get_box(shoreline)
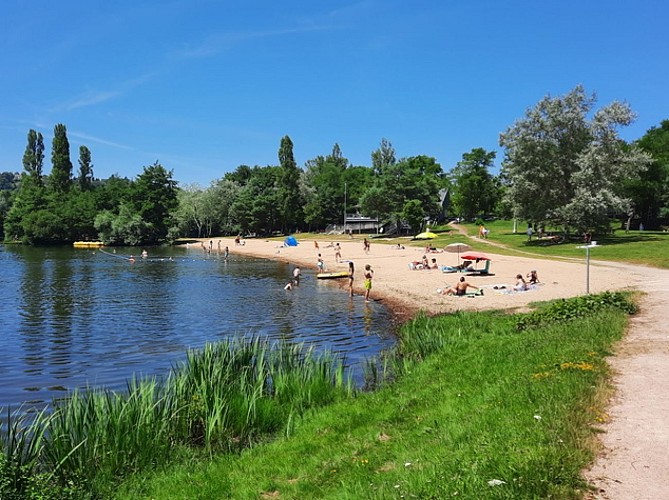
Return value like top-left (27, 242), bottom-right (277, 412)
top-left (193, 235), bottom-right (642, 321)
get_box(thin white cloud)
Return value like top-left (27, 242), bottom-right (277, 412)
top-left (50, 71), bottom-right (156, 113)
top-left (177, 25), bottom-right (328, 60)
top-left (68, 131), bottom-right (133, 150)
top-left (57, 90), bottom-right (122, 112)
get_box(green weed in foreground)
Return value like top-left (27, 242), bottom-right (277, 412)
top-left (117, 293), bottom-right (635, 499)
top-left (0, 339), bottom-right (351, 499)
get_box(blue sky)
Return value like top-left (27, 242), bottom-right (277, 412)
top-left (1, 0), bottom-right (667, 186)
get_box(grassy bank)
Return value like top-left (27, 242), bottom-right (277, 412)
top-left (117, 293), bottom-right (635, 499)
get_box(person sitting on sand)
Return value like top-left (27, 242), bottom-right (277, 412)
top-left (430, 258), bottom-right (438, 270)
top-left (527, 270), bottom-right (540, 284)
top-left (440, 276), bottom-right (479, 296)
top-left (514, 274), bottom-right (528, 291)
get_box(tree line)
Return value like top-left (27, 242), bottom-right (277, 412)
top-left (1, 86), bottom-right (667, 245)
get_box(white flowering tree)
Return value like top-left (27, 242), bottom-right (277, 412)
top-left (499, 85), bottom-right (651, 233)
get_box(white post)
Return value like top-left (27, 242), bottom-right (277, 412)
top-left (577, 243), bottom-right (596, 294)
top-left (585, 246), bottom-right (590, 294)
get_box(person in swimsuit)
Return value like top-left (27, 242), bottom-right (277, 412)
top-left (348, 261), bottom-right (354, 297)
top-left (364, 264), bottom-right (373, 301)
top-left (442, 276), bottom-right (478, 296)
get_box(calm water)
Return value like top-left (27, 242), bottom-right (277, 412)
top-left (0, 244), bottom-right (396, 410)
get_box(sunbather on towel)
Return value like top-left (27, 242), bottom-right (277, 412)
top-left (439, 276), bottom-right (479, 296)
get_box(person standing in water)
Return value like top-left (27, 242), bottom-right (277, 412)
top-left (348, 261), bottom-right (355, 297)
top-left (363, 264), bottom-right (373, 302)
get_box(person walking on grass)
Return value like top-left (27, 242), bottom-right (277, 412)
top-left (364, 264), bottom-right (374, 302)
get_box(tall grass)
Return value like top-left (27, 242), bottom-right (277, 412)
top-left (0, 338), bottom-right (353, 498)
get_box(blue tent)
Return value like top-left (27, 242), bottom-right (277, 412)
top-left (284, 236), bottom-right (299, 247)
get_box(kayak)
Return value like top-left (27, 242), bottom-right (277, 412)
top-left (316, 272), bottom-right (349, 280)
top-left (73, 241), bottom-right (104, 247)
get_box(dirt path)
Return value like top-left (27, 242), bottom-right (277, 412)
top-left (453, 225), bottom-right (669, 499)
top-left (583, 262), bottom-right (669, 500)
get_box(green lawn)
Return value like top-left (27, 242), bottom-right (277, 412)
top-left (392, 220), bottom-right (669, 268)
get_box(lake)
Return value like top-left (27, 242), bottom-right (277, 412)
top-left (0, 244), bottom-right (397, 410)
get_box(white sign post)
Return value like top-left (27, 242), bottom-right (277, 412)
top-left (576, 242), bottom-right (598, 294)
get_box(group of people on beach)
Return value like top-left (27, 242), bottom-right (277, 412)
top-left (439, 269), bottom-right (540, 296)
top-left (285, 240), bottom-right (375, 302)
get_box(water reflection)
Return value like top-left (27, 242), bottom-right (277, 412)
top-left (0, 245), bottom-right (397, 410)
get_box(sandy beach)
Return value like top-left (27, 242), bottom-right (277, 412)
top-left (204, 235), bottom-right (638, 319)
top-left (204, 236), bottom-right (642, 314)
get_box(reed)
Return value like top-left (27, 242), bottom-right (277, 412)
top-left (0, 337), bottom-right (354, 498)
top-left (0, 406), bottom-right (50, 496)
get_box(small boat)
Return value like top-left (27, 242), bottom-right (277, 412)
top-left (73, 241), bottom-right (104, 248)
top-left (316, 271), bottom-right (349, 280)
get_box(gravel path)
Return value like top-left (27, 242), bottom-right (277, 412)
top-left (583, 263), bottom-right (669, 500)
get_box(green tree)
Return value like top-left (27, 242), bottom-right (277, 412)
top-left (22, 129), bottom-right (45, 187)
top-left (371, 138), bottom-right (396, 174)
top-left (95, 203), bottom-right (152, 246)
top-left (500, 85), bottom-right (651, 233)
top-left (449, 148), bottom-right (499, 220)
top-left (50, 123), bottom-right (73, 193)
top-left (277, 136), bottom-right (303, 233)
top-left (302, 144), bottom-right (350, 230)
top-left (77, 145), bottom-right (94, 191)
top-left (401, 199), bottom-right (425, 236)
top-left (361, 143), bottom-right (443, 232)
top-left (128, 162), bottom-right (178, 244)
top-left (229, 166), bottom-right (281, 235)
top-left (627, 120), bottom-right (669, 223)
top-left (5, 131), bottom-right (48, 241)
top-left (94, 175), bottom-right (133, 212)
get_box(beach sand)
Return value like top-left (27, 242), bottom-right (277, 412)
top-left (204, 235), bottom-right (639, 319)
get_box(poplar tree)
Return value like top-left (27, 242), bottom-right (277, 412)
top-left (77, 145), bottom-right (94, 191)
top-left (50, 123), bottom-right (73, 192)
top-left (278, 135), bottom-right (302, 233)
top-left (22, 129), bottom-right (45, 186)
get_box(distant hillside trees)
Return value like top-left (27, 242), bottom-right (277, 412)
top-left (500, 85), bottom-right (651, 233)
